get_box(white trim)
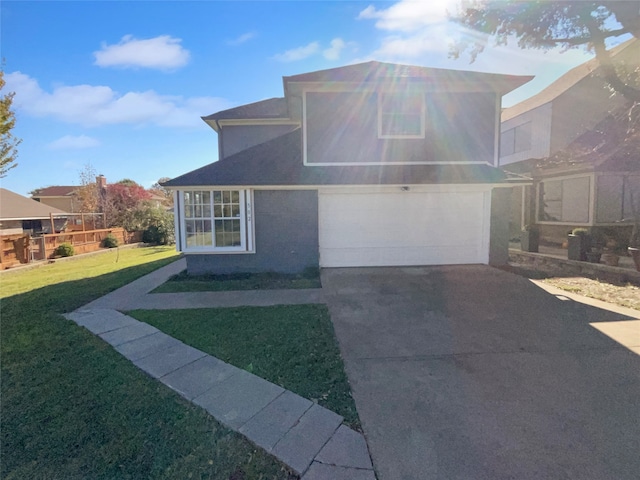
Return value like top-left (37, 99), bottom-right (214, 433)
top-left (377, 91), bottom-right (426, 139)
top-left (217, 119), bottom-right (299, 127)
top-left (169, 182), bottom-right (513, 192)
top-left (494, 94), bottom-right (501, 166)
top-left (304, 161), bottom-right (491, 166)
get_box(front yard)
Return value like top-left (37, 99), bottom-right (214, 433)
top-left (1, 247), bottom-right (297, 480)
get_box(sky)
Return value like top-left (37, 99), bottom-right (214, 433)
top-left (0, 0), bottom-right (630, 196)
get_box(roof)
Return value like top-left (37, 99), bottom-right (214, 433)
top-left (502, 38), bottom-right (638, 121)
top-left (535, 102), bottom-right (640, 175)
top-left (31, 185), bottom-right (77, 197)
top-left (0, 188), bottom-right (69, 220)
top-left (284, 61), bottom-right (533, 95)
top-left (163, 129), bottom-right (510, 188)
top-left (202, 98), bottom-right (288, 123)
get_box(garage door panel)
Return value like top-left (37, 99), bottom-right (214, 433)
top-left (319, 191), bottom-right (487, 267)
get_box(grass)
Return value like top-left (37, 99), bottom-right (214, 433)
top-left (1, 246), bottom-right (297, 480)
top-left (152, 269), bottom-right (321, 293)
top-left (128, 306), bottom-right (361, 430)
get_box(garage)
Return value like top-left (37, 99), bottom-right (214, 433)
top-left (318, 188), bottom-right (490, 267)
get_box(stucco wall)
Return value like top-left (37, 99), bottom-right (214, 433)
top-left (186, 189), bottom-right (319, 275)
top-left (500, 102), bottom-right (552, 166)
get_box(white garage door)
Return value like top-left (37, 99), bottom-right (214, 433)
top-left (319, 190), bottom-right (489, 267)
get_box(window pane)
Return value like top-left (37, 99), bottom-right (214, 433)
top-left (623, 175), bottom-right (640, 220)
top-left (223, 191), bottom-right (231, 203)
top-left (232, 232), bottom-right (241, 246)
top-left (596, 176), bottom-right (623, 222)
top-left (223, 205), bottom-right (232, 217)
top-left (213, 205), bottom-right (222, 218)
top-left (213, 191), bottom-right (222, 203)
top-left (231, 191), bottom-right (239, 203)
top-left (202, 191), bottom-right (211, 204)
top-left (562, 177), bottom-right (590, 223)
top-left (232, 204), bottom-right (240, 217)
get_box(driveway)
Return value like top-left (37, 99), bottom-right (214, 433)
top-left (322, 265), bottom-right (640, 480)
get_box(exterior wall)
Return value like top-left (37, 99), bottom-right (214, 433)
top-left (500, 102), bottom-right (552, 166)
top-left (221, 124), bottom-right (299, 158)
top-left (305, 91), bottom-right (496, 164)
top-left (550, 76), bottom-right (627, 154)
top-left (33, 196), bottom-right (75, 213)
top-left (186, 189), bottom-right (319, 275)
top-left (489, 188), bottom-right (511, 265)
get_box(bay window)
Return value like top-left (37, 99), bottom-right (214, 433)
top-left (182, 189), bottom-right (252, 252)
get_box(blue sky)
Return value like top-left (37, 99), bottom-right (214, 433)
top-left (1, 0), bottom-right (627, 196)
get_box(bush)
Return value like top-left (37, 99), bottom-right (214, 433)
top-left (142, 208), bottom-right (175, 245)
top-left (54, 243), bottom-right (74, 257)
top-left (102, 234), bottom-right (119, 248)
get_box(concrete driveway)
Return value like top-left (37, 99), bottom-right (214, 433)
top-left (322, 265), bottom-right (640, 480)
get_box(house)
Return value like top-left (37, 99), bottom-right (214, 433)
top-left (163, 61), bottom-right (532, 274)
top-left (31, 175), bottom-right (108, 213)
top-left (529, 103), bottom-right (640, 245)
top-left (0, 188), bottom-right (69, 235)
top-left (499, 38), bottom-right (639, 238)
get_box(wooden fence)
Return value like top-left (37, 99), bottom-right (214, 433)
top-left (1, 228), bottom-right (143, 270)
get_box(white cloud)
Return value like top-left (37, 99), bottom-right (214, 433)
top-left (47, 135), bottom-right (101, 150)
top-left (227, 32), bottom-right (257, 46)
top-left (358, 0), bottom-right (456, 32)
top-left (323, 38), bottom-right (347, 61)
top-left (273, 42), bottom-right (320, 62)
top-left (5, 71), bottom-right (232, 128)
top-left (94, 35), bottom-right (190, 70)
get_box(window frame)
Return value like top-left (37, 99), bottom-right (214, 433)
top-left (180, 189), bottom-right (254, 254)
top-left (536, 174), bottom-right (593, 225)
top-left (377, 92), bottom-right (426, 139)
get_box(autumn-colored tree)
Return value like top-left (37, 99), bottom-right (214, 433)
top-left (450, 1), bottom-right (640, 102)
top-left (0, 70), bottom-right (22, 177)
top-left (103, 180), bottom-right (151, 229)
top-left (75, 164), bottom-right (101, 213)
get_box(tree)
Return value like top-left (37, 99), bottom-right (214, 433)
top-left (449, 1), bottom-right (640, 102)
top-left (102, 181), bottom-right (151, 229)
top-left (0, 70), bottom-right (22, 177)
top-left (75, 163), bottom-right (101, 213)
top-left (150, 177), bottom-right (174, 207)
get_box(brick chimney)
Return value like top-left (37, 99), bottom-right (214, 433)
top-left (96, 175), bottom-right (107, 190)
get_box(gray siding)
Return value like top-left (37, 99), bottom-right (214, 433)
top-left (221, 125), bottom-right (298, 158)
top-left (305, 91), bottom-right (496, 164)
top-left (489, 188), bottom-right (511, 266)
top-left (186, 190), bottom-right (319, 275)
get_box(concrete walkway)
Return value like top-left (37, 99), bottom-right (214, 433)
top-left (66, 258), bottom-right (375, 480)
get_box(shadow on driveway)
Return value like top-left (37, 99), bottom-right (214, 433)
top-left (322, 265), bottom-right (640, 480)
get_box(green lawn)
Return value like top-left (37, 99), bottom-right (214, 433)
top-left (152, 270), bottom-right (321, 293)
top-left (1, 246), bottom-right (297, 480)
top-left (128, 306), bottom-right (360, 430)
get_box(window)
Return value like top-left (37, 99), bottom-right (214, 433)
top-left (596, 174), bottom-right (640, 223)
top-left (538, 176), bottom-right (590, 223)
top-left (182, 189), bottom-right (252, 252)
top-left (500, 122), bottom-right (531, 156)
top-left (378, 92), bottom-right (425, 138)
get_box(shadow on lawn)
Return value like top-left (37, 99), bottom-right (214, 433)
top-left (1, 257), bottom-right (297, 480)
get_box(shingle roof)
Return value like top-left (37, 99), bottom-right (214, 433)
top-left (284, 61), bottom-right (532, 95)
top-left (163, 129), bottom-right (509, 188)
top-left (0, 188), bottom-right (69, 220)
top-left (502, 38), bottom-right (638, 122)
top-left (202, 98), bottom-right (289, 122)
top-left (31, 185), bottom-right (77, 197)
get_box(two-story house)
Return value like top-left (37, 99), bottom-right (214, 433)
top-left (164, 61), bottom-right (531, 274)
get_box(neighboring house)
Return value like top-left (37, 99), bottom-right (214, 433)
top-left (30, 185), bottom-right (80, 212)
top-left (531, 103), bottom-right (640, 244)
top-left (500, 38), bottom-right (638, 167)
top-left (164, 61), bottom-right (531, 274)
top-left (499, 38), bottom-right (639, 238)
top-left (0, 188), bottom-right (69, 235)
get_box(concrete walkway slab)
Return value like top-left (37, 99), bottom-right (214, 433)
top-left (272, 403), bottom-right (343, 474)
top-left (161, 355), bottom-right (238, 400)
top-left (193, 370), bottom-right (285, 429)
top-left (302, 462), bottom-right (377, 480)
top-left (315, 424), bottom-right (373, 470)
top-left (240, 390), bottom-right (313, 451)
top-left (114, 331), bottom-right (182, 361)
top-left (99, 321), bottom-right (158, 346)
top-left (133, 342), bottom-right (206, 378)
top-left (66, 308), bottom-right (138, 334)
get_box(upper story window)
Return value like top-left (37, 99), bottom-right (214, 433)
top-left (182, 189), bottom-right (253, 252)
top-left (378, 92), bottom-right (425, 139)
top-left (501, 122), bottom-right (531, 156)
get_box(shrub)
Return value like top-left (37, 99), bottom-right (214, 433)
top-left (54, 243), bottom-right (74, 257)
top-left (142, 208), bottom-right (175, 245)
top-left (102, 234), bottom-right (119, 248)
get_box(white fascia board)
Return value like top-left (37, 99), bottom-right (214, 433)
top-left (217, 119), bottom-right (298, 127)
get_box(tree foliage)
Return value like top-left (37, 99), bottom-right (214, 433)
top-left (450, 1), bottom-right (640, 101)
top-left (0, 70), bottom-right (22, 177)
top-left (103, 182), bottom-right (151, 229)
top-left (75, 164), bottom-right (101, 214)
top-left (150, 177), bottom-right (174, 207)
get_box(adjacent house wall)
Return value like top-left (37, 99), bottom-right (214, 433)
top-left (32, 196), bottom-right (76, 213)
top-left (305, 91), bottom-right (496, 164)
top-left (186, 189), bottom-right (319, 275)
top-left (221, 124), bottom-right (299, 158)
top-left (500, 103), bottom-right (552, 166)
